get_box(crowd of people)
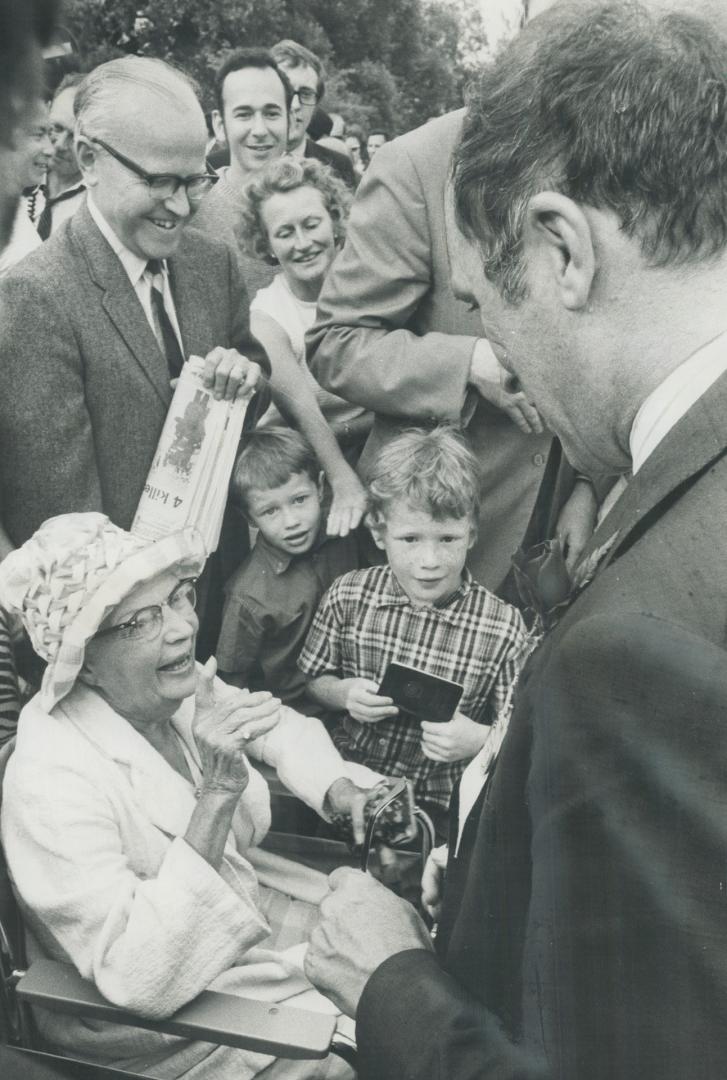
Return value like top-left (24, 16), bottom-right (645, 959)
top-left (1, 0), bottom-right (727, 1077)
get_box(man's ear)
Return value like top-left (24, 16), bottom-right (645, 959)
top-left (74, 137), bottom-right (99, 187)
top-left (211, 109), bottom-right (227, 146)
top-left (524, 192), bottom-right (596, 310)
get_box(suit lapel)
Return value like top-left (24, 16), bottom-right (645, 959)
top-left (70, 205), bottom-right (172, 407)
top-left (168, 238), bottom-right (218, 360)
top-left (576, 367), bottom-right (727, 578)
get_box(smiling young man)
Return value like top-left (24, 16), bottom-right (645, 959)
top-left (0, 56), bottom-right (266, 553)
top-left (190, 48), bottom-right (293, 298)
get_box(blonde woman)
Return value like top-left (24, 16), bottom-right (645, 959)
top-left (240, 158), bottom-right (370, 537)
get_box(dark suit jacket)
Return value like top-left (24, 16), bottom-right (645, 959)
top-left (0, 202), bottom-right (265, 545)
top-left (304, 137), bottom-right (356, 188)
top-left (356, 364), bottom-right (727, 1079)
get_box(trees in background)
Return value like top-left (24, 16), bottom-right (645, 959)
top-left (60, 0), bottom-right (491, 134)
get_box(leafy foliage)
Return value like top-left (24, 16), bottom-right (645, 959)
top-left (60, 0), bottom-right (489, 133)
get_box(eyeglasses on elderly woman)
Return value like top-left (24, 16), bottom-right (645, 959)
top-left (93, 577), bottom-right (197, 643)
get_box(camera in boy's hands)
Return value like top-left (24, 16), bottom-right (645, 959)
top-left (377, 662), bottom-right (463, 724)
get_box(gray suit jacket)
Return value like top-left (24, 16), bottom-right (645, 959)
top-left (0, 201), bottom-right (264, 545)
top-left (308, 110), bottom-right (553, 590)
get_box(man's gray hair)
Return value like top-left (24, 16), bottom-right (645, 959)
top-left (74, 56), bottom-right (200, 139)
top-left (454, 0), bottom-right (727, 302)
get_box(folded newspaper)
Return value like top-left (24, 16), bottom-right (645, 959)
top-left (132, 356), bottom-right (249, 553)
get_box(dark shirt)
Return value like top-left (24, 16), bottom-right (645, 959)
top-left (217, 527), bottom-right (359, 715)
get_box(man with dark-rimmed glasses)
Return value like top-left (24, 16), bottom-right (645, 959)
top-left (271, 39), bottom-right (355, 188)
top-left (0, 56), bottom-right (268, 658)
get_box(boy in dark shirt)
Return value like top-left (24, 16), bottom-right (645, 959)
top-left (217, 428), bottom-right (358, 717)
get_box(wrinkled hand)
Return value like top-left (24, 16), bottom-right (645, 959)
top-left (469, 339), bottom-right (543, 435)
top-left (421, 843), bottom-right (448, 921)
top-left (324, 777), bottom-right (369, 845)
top-left (420, 710), bottom-right (487, 763)
top-left (202, 347), bottom-right (262, 401)
top-left (326, 468), bottom-right (367, 538)
top-left (305, 867), bottom-right (433, 1017)
top-left (344, 678), bottom-right (399, 724)
top-left (556, 477), bottom-right (599, 574)
top-left (193, 657), bottom-right (281, 794)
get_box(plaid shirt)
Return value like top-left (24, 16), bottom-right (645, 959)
top-left (298, 565), bottom-right (529, 810)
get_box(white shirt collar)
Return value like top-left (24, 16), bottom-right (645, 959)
top-left (86, 193), bottom-right (152, 288)
top-left (630, 330), bottom-right (727, 474)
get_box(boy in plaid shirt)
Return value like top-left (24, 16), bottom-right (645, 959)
top-left (298, 426), bottom-right (529, 831)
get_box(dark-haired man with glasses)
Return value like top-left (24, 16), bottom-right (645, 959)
top-left (0, 55), bottom-right (267, 586)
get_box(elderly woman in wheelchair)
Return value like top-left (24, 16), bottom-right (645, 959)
top-left (0, 513), bottom-right (400, 1079)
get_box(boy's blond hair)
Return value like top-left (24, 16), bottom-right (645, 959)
top-left (365, 426), bottom-right (480, 530)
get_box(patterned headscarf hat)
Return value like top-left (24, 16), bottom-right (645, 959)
top-left (0, 513), bottom-right (206, 712)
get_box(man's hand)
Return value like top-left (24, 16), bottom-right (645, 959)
top-left (420, 710), bottom-right (487, 763)
top-left (305, 867), bottom-right (433, 1017)
top-left (326, 466), bottom-right (367, 537)
top-left (202, 347), bottom-right (262, 401)
top-left (556, 477), bottom-right (599, 573)
top-left (344, 677), bottom-right (399, 723)
top-left (469, 339), bottom-right (543, 435)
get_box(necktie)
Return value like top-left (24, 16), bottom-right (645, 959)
top-left (35, 192), bottom-right (54, 241)
top-left (146, 259), bottom-right (185, 380)
top-left (36, 184), bottom-right (82, 241)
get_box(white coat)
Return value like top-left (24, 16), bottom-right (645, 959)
top-left (1, 677), bottom-right (375, 1078)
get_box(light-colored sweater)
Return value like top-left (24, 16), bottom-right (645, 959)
top-left (190, 167), bottom-right (276, 301)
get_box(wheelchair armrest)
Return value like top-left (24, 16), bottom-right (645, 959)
top-left (16, 958), bottom-right (336, 1060)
